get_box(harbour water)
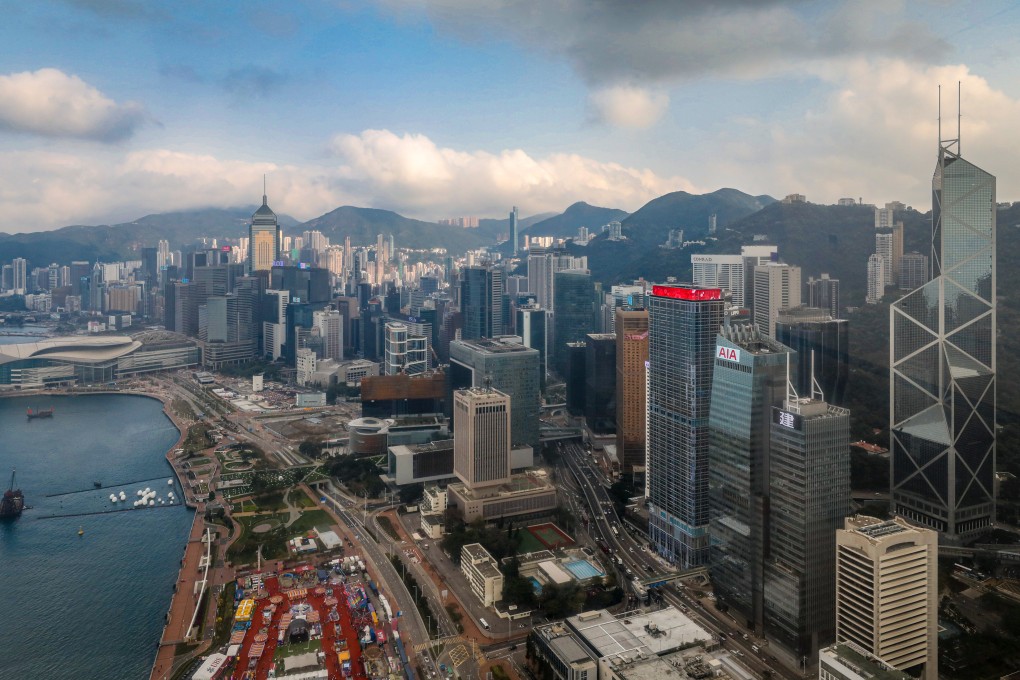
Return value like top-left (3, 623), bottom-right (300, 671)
top-left (0, 393), bottom-right (194, 678)
top-left (0, 323), bottom-right (48, 345)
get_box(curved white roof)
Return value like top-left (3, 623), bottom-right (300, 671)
top-left (0, 336), bottom-right (142, 365)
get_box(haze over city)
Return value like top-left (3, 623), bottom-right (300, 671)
top-left (3, 0), bottom-right (1020, 231)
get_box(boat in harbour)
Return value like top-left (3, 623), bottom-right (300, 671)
top-left (0, 469), bottom-right (25, 519)
top-left (26, 407), bottom-right (54, 420)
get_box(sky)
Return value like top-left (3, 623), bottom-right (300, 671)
top-left (2, 0), bottom-right (1020, 232)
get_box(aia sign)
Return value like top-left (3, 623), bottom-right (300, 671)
top-left (716, 346), bottom-right (741, 363)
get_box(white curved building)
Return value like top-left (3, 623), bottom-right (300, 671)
top-left (0, 335), bottom-right (199, 387)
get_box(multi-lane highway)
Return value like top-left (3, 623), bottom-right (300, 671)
top-left (560, 441), bottom-right (805, 680)
top-left (318, 485), bottom-right (469, 679)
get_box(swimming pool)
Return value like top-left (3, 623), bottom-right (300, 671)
top-left (529, 577), bottom-right (543, 594)
top-left (562, 559), bottom-right (605, 580)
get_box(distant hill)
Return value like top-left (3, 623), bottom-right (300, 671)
top-left (0, 207), bottom-right (300, 266)
top-left (524, 202), bottom-right (629, 238)
top-left (580, 188), bottom-right (775, 284)
top-left (477, 212), bottom-right (556, 241)
top-left (298, 206), bottom-right (493, 252)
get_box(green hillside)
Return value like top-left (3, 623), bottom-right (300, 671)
top-left (298, 206), bottom-right (492, 252)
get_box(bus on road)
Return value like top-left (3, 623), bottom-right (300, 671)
top-left (479, 618), bottom-right (490, 630)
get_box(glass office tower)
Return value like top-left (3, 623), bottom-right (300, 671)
top-left (891, 143), bottom-right (996, 537)
top-left (647, 284), bottom-right (725, 568)
top-left (708, 324), bottom-right (792, 632)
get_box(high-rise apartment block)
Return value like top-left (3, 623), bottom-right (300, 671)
top-left (708, 324), bottom-right (791, 632)
top-left (647, 284), bottom-right (725, 567)
top-left (898, 252), bottom-right (929, 291)
top-left (875, 205), bottom-right (896, 229)
top-left (692, 254), bottom-right (746, 307)
top-left (764, 389), bottom-right (850, 661)
top-left (807, 273), bottom-right (840, 318)
top-left (453, 388), bottom-right (511, 489)
top-left (866, 254), bottom-right (886, 304)
top-left (891, 142), bottom-right (997, 537)
top-left (753, 262), bottom-right (801, 338)
top-left (615, 307), bottom-right (648, 479)
top-left (835, 516), bottom-right (937, 680)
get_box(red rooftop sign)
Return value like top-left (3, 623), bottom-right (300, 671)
top-left (651, 285), bottom-right (722, 301)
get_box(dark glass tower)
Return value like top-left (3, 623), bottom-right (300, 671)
top-left (552, 269), bottom-right (595, 376)
top-left (764, 394), bottom-right (850, 662)
top-left (708, 324), bottom-right (791, 632)
top-left (584, 333), bottom-right (617, 434)
top-left (775, 312), bottom-right (849, 407)
top-left (891, 142), bottom-right (996, 537)
top-left (647, 284), bottom-right (725, 568)
top-left (460, 265), bottom-right (504, 340)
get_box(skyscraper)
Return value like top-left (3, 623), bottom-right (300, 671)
top-left (553, 269), bottom-right (595, 376)
top-left (248, 191), bottom-right (281, 274)
top-left (384, 321), bottom-right (428, 376)
top-left (753, 262), bottom-right (801, 338)
top-left (891, 140), bottom-right (997, 537)
top-left (776, 307), bottom-right (849, 406)
top-left (807, 273), bottom-right (840, 319)
top-left (314, 307), bottom-right (343, 361)
top-left (12, 257), bottom-right (27, 295)
top-left (615, 307), bottom-right (648, 480)
top-left (516, 304), bottom-right (548, 387)
top-left (836, 516), bottom-right (938, 680)
top-left (453, 387), bottom-right (511, 489)
top-left (708, 323), bottom-right (791, 632)
top-left (764, 385), bottom-right (850, 661)
top-left (449, 337), bottom-right (540, 449)
top-left (509, 206), bottom-right (519, 255)
top-left (647, 284), bottom-right (725, 567)
top-left (584, 333), bottom-right (616, 434)
top-left (460, 265), bottom-right (504, 340)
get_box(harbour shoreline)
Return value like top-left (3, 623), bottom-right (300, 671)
top-left (0, 384), bottom-right (218, 679)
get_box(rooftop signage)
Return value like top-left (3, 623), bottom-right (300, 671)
top-left (651, 285), bottom-right (722, 301)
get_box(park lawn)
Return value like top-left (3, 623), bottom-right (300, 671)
top-left (288, 509), bottom-right (334, 535)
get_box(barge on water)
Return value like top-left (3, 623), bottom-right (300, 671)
top-left (1, 469), bottom-right (25, 519)
top-left (26, 407), bottom-right (54, 420)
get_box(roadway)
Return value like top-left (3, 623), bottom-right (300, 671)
top-left (560, 441), bottom-right (807, 680)
top-left (318, 483), bottom-right (469, 679)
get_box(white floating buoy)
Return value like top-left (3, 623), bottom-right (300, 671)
top-left (137, 490), bottom-right (143, 496)
top-left (167, 479), bottom-right (173, 486)
top-left (144, 487), bottom-right (151, 493)
top-left (149, 500), bottom-right (154, 506)
top-left (119, 492), bottom-right (126, 500)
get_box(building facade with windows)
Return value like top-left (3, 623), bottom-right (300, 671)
top-left (646, 284), bottom-right (725, 568)
top-left (891, 143), bottom-right (997, 538)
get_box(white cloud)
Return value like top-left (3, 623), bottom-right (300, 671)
top-left (589, 86), bottom-right (669, 128)
top-left (328, 129), bottom-right (692, 217)
top-left (0, 68), bottom-right (147, 142)
top-left (0, 131), bottom-right (692, 232)
top-left (713, 59), bottom-right (1020, 208)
